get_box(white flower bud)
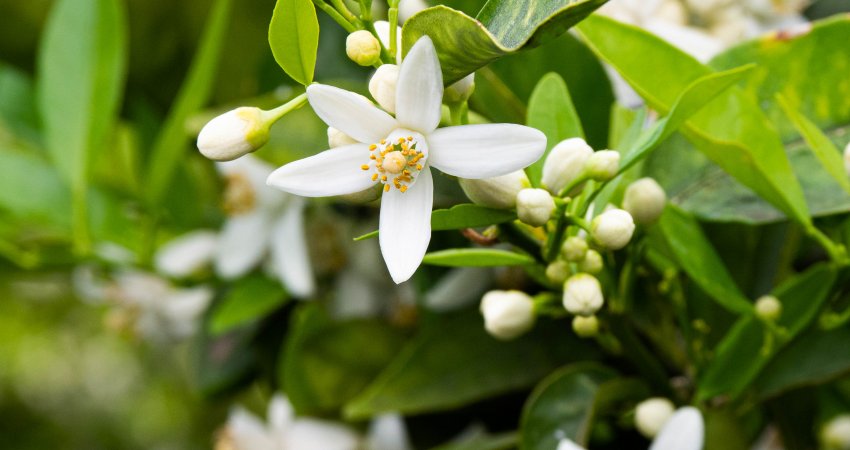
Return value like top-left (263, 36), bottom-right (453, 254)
top-left (516, 188), bottom-right (556, 227)
top-left (572, 315), bottom-right (599, 338)
top-left (635, 398), bottom-right (676, 438)
top-left (623, 178), bottom-right (667, 224)
top-left (346, 30), bottom-right (382, 66)
top-left (459, 170), bottom-right (529, 209)
top-left (823, 414), bottom-right (850, 450)
top-left (480, 290), bottom-right (536, 340)
top-left (545, 260), bottom-right (570, 285)
top-left (844, 142), bottom-right (850, 177)
top-left (444, 73), bottom-right (475, 103)
top-left (561, 236), bottom-right (588, 262)
top-left (578, 249), bottom-right (603, 274)
top-left (541, 138), bottom-right (593, 195)
top-left (563, 273), bottom-right (604, 316)
top-left (591, 209), bottom-right (635, 250)
top-left (755, 295), bottom-right (782, 322)
top-left (327, 127), bottom-right (358, 148)
top-left (369, 64), bottom-right (400, 113)
top-left (584, 150), bottom-right (620, 181)
top-left (197, 107), bottom-right (270, 161)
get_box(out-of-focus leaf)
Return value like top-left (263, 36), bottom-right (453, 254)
top-left (268, 0), bottom-right (318, 85)
top-left (422, 248), bottom-right (535, 267)
top-left (525, 72), bottom-right (583, 186)
top-left (146, 0), bottom-right (233, 205)
top-left (345, 312), bottom-right (597, 418)
top-left (282, 304), bottom-right (405, 414)
top-left (209, 275), bottom-right (290, 335)
top-left (578, 15), bottom-right (810, 227)
top-left (402, 0), bottom-right (608, 85)
top-left (653, 205), bottom-right (751, 314)
top-left (0, 63), bottom-right (39, 142)
top-left (0, 147), bottom-right (70, 230)
top-left (191, 325), bottom-right (256, 396)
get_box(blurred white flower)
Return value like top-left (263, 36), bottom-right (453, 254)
top-left (635, 397), bottom-right (676, 438)
top-left (398, 0), bottom-right (429, 22)
top-left (822, 414), bottom-right (850, 450)
top-left (154, 230), bottom-right (218, 278)
top-left (480, 290), bottom-right (536, 340)
top-left (623, 177), bottom-right (667, 225)
top-left (217, 155), bottom-right (315, 298)
top-left (559, 406), bottom-right (704, 450)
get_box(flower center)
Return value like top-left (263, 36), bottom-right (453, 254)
top-left (222, 172), bottom-right (256, 215)
top-left (361, 130), bottom-right (428, 193)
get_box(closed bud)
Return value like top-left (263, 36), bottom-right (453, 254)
top-left (579, 249), bottom-right (603, 274)
top-left (327, 127), bottom-right (358, 148)
top-left (369, 64), bottom-right (400, 113)
top-left (563, 273), bottom-right (604, 316)
top-left (346, 30), bottom-right (381, 66)
top-left (480, 290), bottom-right (536, 340)
top-left (585, 150), bottom-right (620, 181)
top-left (444, 73), bottom-right (475, 103)
top-left (755, 295), bottom-right (782, 322)
top-left (459, 170), bottom-right (529, 209)
top-left (545, 260), bottom-right (570, 285)
top-left (822, 414), bottom-right (850, 450)
top-left (635, 398), bottom-right (676, 438)
top-left (623, 178), bottom-right (667, 224)
top-left (591, 209), bottom-right (635, 250)
top-left (561, 236), bottom-right (588, 262)
top-left (516, 188), bottom-right (556, 227)
top-left (198, 107), bottom-right (270, 161)
top-left (572, 315), bottom-right (599, 338)
top-left (541, 138), bottom-right (594, 195)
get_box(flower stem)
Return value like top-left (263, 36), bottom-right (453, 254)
top-left (72, 182), bottom-right (91, 256)
top-left (329, 0), bottom-right (360, 24)
top-left (805, 225), bottom-right (849, 266)
top-left (264, 92), bottom-right (309, 124)
top-left (313, 0), bottom-right (356, 32)
top-left (388, 0), bottom-right (399, 64)
top-left (358, 0), bottom-right (372, 20)
top-left (557, 173), bottom-right (589, 198)
top-left (544, 202), bottom-right (569, 262)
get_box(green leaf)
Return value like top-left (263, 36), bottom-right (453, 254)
top-left (402, 0), bottom-right (608, 85)
top-left (353, 203), bottom-right (517, 241)
top-left (0, 63), bottom-right (39, 142)
top-left (697, 264), bottom-right (836, 400)
top-left (519, 363), bottom-right (617, 449)
top-left (282, 304), bottom-right (405, 414)
top-left (0, 146), bottom-right (70, 231)
top-left (578, 14), bottom-right (810, 227)
top-left (652, 205), bottom-right (751, 314)
top-left (209, 275), bottom-right (290, 335)
top-left (191, 325), bottom-right (257, 397)
top-left (526, 72), bottom-right (584, 186)
top-left (344, 312), bottom-right (597, 418)
top-left (269, 0), bottom-right (319, 85)
top-left (422, 248), bottom-right (535, 267)
top-left (146, 0), bottom-right (233, 205)
top-left (777, 94), bottom-right (850, 196)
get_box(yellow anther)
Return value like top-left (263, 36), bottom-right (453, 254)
top-left (400, 185), bottom-right (408, 193)
top-left (361, 164), bottom-right (369, 170)
top-left (384, 184), bottom-right (390, 192)
top-left (380, 139), bottom-right (386, 144)
top-left (398, 137), bottom-right (405, 144)
top-left (407, 136), bottom-right (414, 141)
top-left (416, 164), bottom-right (422, 170)
top-left (371, 173), bottom-right (378, 181)
top-left (381, 175), bottom-right (387, 181)
top-left (369, 144), bottom-right (377, 150)
top-left (369, 154), bottom-right (376, 160)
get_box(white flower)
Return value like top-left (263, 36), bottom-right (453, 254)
top-left (822, 414), bottom-right (850, 450)
top-left (480, 290), bottom-right (536, 340)
top-left (755, 295), bottom-right (782, 322)
top-left (198, 107), bottom-right (271, 161)
top-left (398, 0), bottom-right (429, 22)
top-left (542, 138), bottom-right (593, 195)
top-left (585, 150), bottom-right (620, 181)
top-left (591, 208), bottom-right (635, 250)
top-left (459, 170), bottom-right (529, 209)
top-left (635, 398), bottom-right (676, 438)
top-left (369, 64), bottom-right (401, 114)
top-left (328, 127), bottom-right (358, 148)
top-left (563, 273), bottom-right (604, 316)
top-left (562, 236), bottom-right (589, 262)
top-left (559, 406), bottom-right (704, 450)
top-left (623, 177), bottom-right (667, 225)
top-left (267, 37), bottom-right (546, 283)
top-left (516, 188), bottom-right (556, 227)
top-left (367, 413), bottom-right (413, 450)
top-left (154, 230), bottom-right (218, 278)
top-left (578, 249), bottom-right (604, 274)
top-left (445, 73), bottom-right (475, 103)
top-left (572, 315), bottom-right (599, 338)
top-left (217, 155), bottom-right (315, 298)
top-left (346, 30), bottom-right (382, 66)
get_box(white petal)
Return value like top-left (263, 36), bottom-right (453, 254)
top-left (427, 124), bottom-right (546, 178)
top-left (217, 154), bottom-right (285, 210)
top-left (368, 413), bottom-right (412, 450)
top-left (228, 407), bottom-right (278, 450)
top-left (154, 230), bottom-right (218, 278)
top-left (266, 144), bottom-right (377, 197)
top-left (270, 199), bottom-right (316, 298)
top-left (650, 407), bottom-right (704, 450)
top-left (373, 21), bottom-right (403, 62)
top-left (557, 439), bottom-right (587, 450)
top-left (162, 286), bottom-right (214, 322)
top-left (379, 168), bottom-right (433, 283)
top-left (215, 212), bottom-right (270, 279)
top-left (268, 394), bottom-right (295, 432)
top-left (331, 269), bottom-right (384, 319)
top-left (285, 419), bottom-right (360, 450)
top-left (307, 84), bottom-right (397, 143)
top-left (394, 36), bottom-right (443, 134)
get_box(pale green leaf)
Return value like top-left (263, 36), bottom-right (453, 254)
top-left (269, 0), bottom-right (319, 85)
top-left (353, 204), bottom-right (517, 241)
top-left (526, 72), bottom-right (584, 186)
top-left (209, 275), bottom-right (290, 335)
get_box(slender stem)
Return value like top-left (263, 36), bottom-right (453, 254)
top-left (806, 225), bottom-right (849, 265)
top-left (329, 0), bottom-right (359, 24)
top-left (544, 202), bottom-right (569, 262)
top-left (557, 173), bottom-right (589, 198)
top-left (358, 0), bottom-right (372, 20)
top-left (72, 182), bottom-right (90, 255)
top-left (388, 0), bottom-right (399, 64)
top-left (263, 92), bottom-right (309, 124)
top-left (313, 0), bottom-right (356, 32)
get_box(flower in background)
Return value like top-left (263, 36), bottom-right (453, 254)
top-left (217, 154), bottom-right (315, 298)
top-left (267, 37), bottom-right (546, 283)
top-left (558, 406), bottom-right (704, 450)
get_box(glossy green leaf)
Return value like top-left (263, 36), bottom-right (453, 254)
top-left (422, 248), bottom-right (535, 267)
top-left (519, 363), bottom-right (617, 449)
top-left (402, 0), bottom-right (608, 85)
top-left (777, 94), bottom-right (850, 195)
top-left (146, 0), bottom-right (233, 205)
top-left (698, 264), bottom-right (836, 400)
top-left (525, 72), bottom-right (584, 186)
top-left (209, 275), bottom-right (290, 335)
top-left (0, 147), bottom-right (70, 230)
top-left (282, 305), bottom-right (405, 414)
top-left (653, 205), bottom-right (751, 314)
top-left (578, 15), bottom-right (810, 227)
top-left (354, 203), bottom-right (517, 241)
top-left (269, 0), bottom-right (319, 85)
top-left (345, 312), bottom-right (596, 418)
